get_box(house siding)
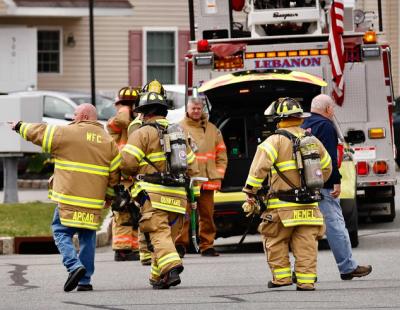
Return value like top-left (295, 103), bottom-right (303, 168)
top-left (0, 0), bottom-right (190, 94)
top-left (0, 0), bottom-right (398, 98)
top-left (0, 0), bottom-right (7, 15)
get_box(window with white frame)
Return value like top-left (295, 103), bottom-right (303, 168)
top-left (146, 30), bottom-right (176, 84)
top-left (38, 30), bottom-right (61, 73)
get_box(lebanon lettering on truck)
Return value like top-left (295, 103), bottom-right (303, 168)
top-left (184, 0), bottom-right (396, 247)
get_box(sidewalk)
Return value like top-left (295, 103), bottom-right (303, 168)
top-left (0, 189), bottom-right (50, 203)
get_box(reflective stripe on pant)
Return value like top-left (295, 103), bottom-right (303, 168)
top-left (140, 201), bottom-right (184, 281)
top-left (175, 189), bottom-right (216, 252)
top-left (51, 207), bottom-right (96, 285)
top-left (112, 211), bottom-right (139, 250)
top-left (261, 220), bottom-right (320, 289)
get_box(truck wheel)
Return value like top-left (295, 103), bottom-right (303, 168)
top-left (349, 230), bottom-right (359, 248)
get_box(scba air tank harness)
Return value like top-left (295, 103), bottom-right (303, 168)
top-left (136, 122), bottom-right (189, 186)
top-left (272, 129), bottom-right (324, 204)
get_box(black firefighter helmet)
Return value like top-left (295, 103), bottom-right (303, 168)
top-left (135, 92), bottom-right (169, 116)
top-left (264, 97), bottom-right (311, 119)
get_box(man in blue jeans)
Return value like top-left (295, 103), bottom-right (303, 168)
top-left (11, 104), bottom-right (120, 292)
top-left (302, 94), bottom-right (372, 280)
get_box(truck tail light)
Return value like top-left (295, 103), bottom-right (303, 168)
top-left (357, 161), bottom-right (369, 176)
top-left (345, 45), bottom-right (361, 62)
top-left (373, 160), bottom-right (388, 175)
top-left (214, 53), bottom-right (244, 70)
top-left (197, 39), bottom-right (210, 52)
top-left (368, 127), bottom-right (385, 139)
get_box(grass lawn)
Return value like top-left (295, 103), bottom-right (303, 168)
top-left (0, 202), bottom-right (56, 237)
top-left (0, 203), bottom-right (111, 237)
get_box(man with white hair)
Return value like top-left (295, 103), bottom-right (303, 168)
top-left (175, 96), bottom-right (227, 257)
top-left (302, 94), bottom-right (372, 281)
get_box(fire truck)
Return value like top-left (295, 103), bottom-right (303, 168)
top-left (185, 0), bottom-right (397, 246)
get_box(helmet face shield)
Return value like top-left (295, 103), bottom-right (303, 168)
top-left (265, 97), bottom-right (311, 119)
top-left (135, 92), bottom-right (169, 115)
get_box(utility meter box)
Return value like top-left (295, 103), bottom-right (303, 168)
top-left (0, 95), bottom-right (43, 153)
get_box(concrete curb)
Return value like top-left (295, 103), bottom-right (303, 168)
top-left (17, 179), bottom-right (48, 189)
top-left (0, 210), bottom-right (113, 255)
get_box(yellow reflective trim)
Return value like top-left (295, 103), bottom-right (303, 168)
top-left (245, 175), bottom-right (263, 187)
top-left (60, 219), bottom-right (100, 230)
top-left (267, 198), bottom-right (318, 209)
top-left (156, 119), bottom-right (169, 127)
top-left (193, 185), bottom-right (201, 197)
top-left (320, 152), bottom-right (331, 169)
top-left (137, 182), bottom-right (187, 196)
top-left (281, 218), bottom-right (324, 226)
top-left (20, 123), bottom-right (31, 140)
top-left (51, 190), bottom-right (104, 209)
top-left (122, 144), bottom-right (145, 161)
top-left (42, 125), bottom-right (56, 153)
top-left (295, 273), bottom-right (317, 284)
top-left (259, 142), bottom-right (278, 163)
top-left (271, 160), bottom-right (297, 174)
top-left (151, 264), bottom-right (161, 276)
top-left (151, 201), bottom-right (186, 214)
top-left (157, 252), bottom-right (181, 269)
top-left (106, 187), bottom-right (115, 197)
top-left (273, 267), bottom-right (292, 279)
top-left (60, 218), bottom-right (99, 230)
top-left (140, 252), bottom-right (152, 260)
top-left (187, 151), bottom-right (195, 164)
top-left (54, 159), bottom-right (110, 176)
top-left (110, 154), bottom-right (122, 172)
top-left (139, 152), bottom-right (167, 166)
top-left (47, 125), bottom-right (56, 153)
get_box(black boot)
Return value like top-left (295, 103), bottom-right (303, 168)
top-left (152, 265), bottom-right (184, 289)
top-left (114, 250), bottom-right (140, 261)
top-left (175, 245), bottom-right (186, 258)
top-left (64, 267), bottom-right (86, 292)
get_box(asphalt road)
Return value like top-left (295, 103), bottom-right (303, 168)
top-left (1, 190), bottom-right (400, 309)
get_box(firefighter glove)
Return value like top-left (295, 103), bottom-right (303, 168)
top-left (242, 201), bottom-right (261, 217)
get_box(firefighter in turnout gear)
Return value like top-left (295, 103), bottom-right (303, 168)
top-left (107, 86), bottom-right (142, 262)
top-left (242, 97), bottom-right (332, 291)
top-left (126, 85), bottom-right (166, 265)
top-left (11, 104), bottom-right (121, 292)
top-left (120, 91), bottom-right (199, 289)
top-left (175, 96), bottom-right (228, 257)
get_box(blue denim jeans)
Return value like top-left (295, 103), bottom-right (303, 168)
top-left (319, 189), bottom-right (358, 274)
top-left (51, 207), bottom-right (96, 285)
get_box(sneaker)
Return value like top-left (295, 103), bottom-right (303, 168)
top-left (340, 265), bottom-right (372, 280)
top-left (296, 285), bottom-right (315, 291)
top-left (152, 265), bottom-right (184, 289)
top-left (114, 250), bottom-right (140, 261)
top-left (64, 267), bottom-right (86, 292)
top-left (267, 281), bottom-right (292, 288)
top-left (176, 245), bottom-right (186, 258)
top-left (77, 284), bottom-right (93, 291)
top-left (201, 248), bottom-right (220, 257)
